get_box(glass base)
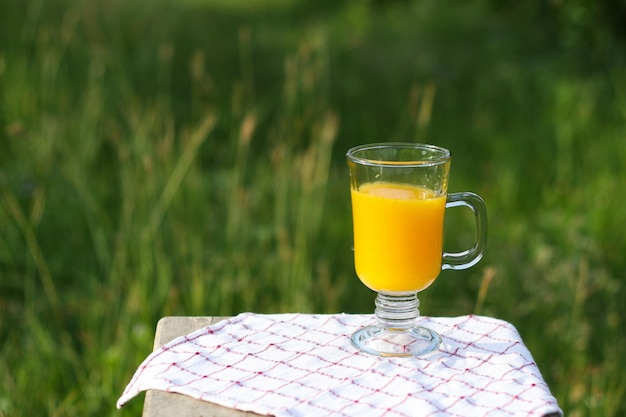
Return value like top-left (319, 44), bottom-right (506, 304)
top-left (352, 292), bottom-right (441, 357)
top-left (351, 324), bottom-right (442, 357)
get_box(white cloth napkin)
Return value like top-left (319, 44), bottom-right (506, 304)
top-left (117, 313), bottom-right (562, 417)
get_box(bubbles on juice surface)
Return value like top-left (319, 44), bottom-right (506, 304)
top-left (359, 182), bottom-right (439, 200)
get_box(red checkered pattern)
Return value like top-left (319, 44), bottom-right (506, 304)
top-left (117, 314), bottom-right (562, 417)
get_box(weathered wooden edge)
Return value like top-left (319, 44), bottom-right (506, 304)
top-left (153, 316), bottom-right (229, 349)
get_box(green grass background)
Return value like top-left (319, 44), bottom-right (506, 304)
top-left (1, 0), bottom-right (625, 416)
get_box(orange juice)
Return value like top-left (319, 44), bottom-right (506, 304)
top-left (351, 182), bottom-right (446, 292)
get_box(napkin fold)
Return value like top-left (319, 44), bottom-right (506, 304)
top-left (118, 313), bottom-right (562, 417)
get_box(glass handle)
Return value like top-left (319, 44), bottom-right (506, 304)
top-left (442, 192), bottom-right (487, 270)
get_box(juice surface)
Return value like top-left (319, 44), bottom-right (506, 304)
top-left (351, 182), bottom-right (446, 292)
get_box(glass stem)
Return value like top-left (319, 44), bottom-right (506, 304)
top-left (374, 292), bottom-right (420, 330)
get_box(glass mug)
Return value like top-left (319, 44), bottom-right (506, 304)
top-left (347, 142), bottom-right (487, 356)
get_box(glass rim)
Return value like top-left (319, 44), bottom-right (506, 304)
top-left (346, 142), bottom-right (451, 167)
